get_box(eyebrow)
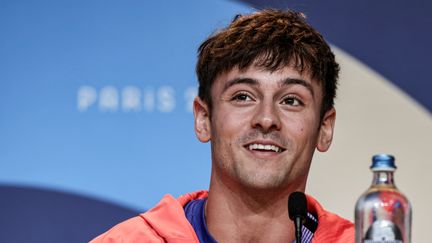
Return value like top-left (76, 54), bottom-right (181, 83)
top-left (281, 78), bottom-right (315, 97)
top-left (222, 77), bottom-right (258, 93)
top-left (222, 77), bottom-right (315, 97)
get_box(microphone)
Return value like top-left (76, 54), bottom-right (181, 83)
top-left (288, 191), bottom-right (307, 243)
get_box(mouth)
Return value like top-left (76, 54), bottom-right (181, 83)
top-left (245, 143), bottom-right (286, 153)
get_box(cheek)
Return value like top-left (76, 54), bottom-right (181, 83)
top-left (214, 110), bottom-right (248, 135)
top-left (284, 116), bottom-right (306, 133)
top-left (283, 114), bottom-right (318, 140)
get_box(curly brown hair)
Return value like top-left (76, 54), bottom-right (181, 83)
top-left (196, 9), bottom-right (339, 118)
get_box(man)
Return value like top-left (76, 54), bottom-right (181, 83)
top-left (91, 9), bottom-right (354, 242)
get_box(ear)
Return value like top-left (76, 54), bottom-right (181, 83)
top-left (316, 107), bottom-right (336, 152)
top-left (193, 97), bottom-right (211, 143)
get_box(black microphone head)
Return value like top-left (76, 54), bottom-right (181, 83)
top-left (288, 191), bottom-right (307, 220)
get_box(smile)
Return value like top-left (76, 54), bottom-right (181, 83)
top-left (247, 143), bottom-right (284, 153)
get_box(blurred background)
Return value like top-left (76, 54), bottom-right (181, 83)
top-left (0, 0), bottom-right (431, 242)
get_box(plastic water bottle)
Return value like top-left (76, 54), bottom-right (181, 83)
top-left (355, 154), bottom-right (412, 243)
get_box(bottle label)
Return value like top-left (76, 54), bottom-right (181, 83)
top-left (364, 220), bottom-right (403, 243)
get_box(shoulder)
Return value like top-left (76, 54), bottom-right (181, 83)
top-left (90, 215), bottom-right (163, 243)
top-left (306, 195), bottom-right (354, 243)
top-left (90, 191), bottom-right (208, 243)
top-left (314, 210), bottom-right (354, 242)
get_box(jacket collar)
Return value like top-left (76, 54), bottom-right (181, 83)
top-left (141, 190), bottom-right (353, 242)
top-left (140, 190), bottom-right (208, 242)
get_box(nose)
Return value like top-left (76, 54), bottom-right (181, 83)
top-left (251, 100), bottom-right (282, 132)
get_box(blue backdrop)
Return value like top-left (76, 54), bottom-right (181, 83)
top-left (0, 0), bottom-right (430, 242)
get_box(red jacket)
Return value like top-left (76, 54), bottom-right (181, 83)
top-left (91, 190), bottom-right (354, 242)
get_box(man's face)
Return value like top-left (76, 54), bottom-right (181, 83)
top-left (194, 64), bottom-right (335, 191)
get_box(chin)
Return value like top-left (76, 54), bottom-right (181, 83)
top-left (237, 171), bottom-right (289, 191)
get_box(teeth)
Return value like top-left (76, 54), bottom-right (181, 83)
top-left (248, 144), bottom-right (281, 153)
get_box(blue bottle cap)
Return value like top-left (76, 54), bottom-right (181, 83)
top-left (370, 154), bottom-right (397, 171)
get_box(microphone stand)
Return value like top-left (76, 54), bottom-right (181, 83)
top-left (294, 216), bottom-right (302, 243)
top-left (288, 191), bottom-right (307, 243)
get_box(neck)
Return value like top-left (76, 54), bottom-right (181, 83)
top-left (372, 170), bottom-right (395, 186)
top-left (205, 171), bottom-right (306, 243)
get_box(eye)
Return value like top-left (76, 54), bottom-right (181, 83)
top-left (281, 96), bottom-right (303, 106)
top-left (231, 92), bottom-right (254, 102)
